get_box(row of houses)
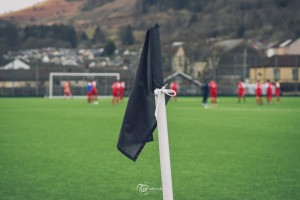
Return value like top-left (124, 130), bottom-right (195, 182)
top-left (3, 47), bottom-right (138, 69)
top-left (170, 38), bottom-right (300, 94)
top-left (0, 38), bottom-right (299, 96)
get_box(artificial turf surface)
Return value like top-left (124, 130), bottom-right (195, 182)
top-left (0, 97), bottom-right (300, 200)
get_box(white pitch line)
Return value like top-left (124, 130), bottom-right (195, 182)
top-left (207, 107), bottom-right (300, 113)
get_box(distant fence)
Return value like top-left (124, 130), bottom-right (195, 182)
top-left (216, 80), bottom-right (300, 96)
top-left (1, 81), bottom-right (300, 97)
top-left (0, 66), bottom-right (300, 97)
top-left (176, 80), bottom-right (300, 96)
top-left (0, 85), bottom-right (131, 97)
top-left (0, 65), bottom-right (132, 97)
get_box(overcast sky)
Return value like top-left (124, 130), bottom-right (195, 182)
top-left (0, 0), bottom-right (46, 14)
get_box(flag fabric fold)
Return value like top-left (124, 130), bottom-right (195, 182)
top-left (117, 24), bottom-right (167, 161)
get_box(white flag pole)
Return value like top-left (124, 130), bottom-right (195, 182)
top-left (155, 86), bottom-right (175, 200)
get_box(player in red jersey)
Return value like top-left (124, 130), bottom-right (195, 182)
top-left (266, 80), bottom-right (273, 104)
top-left (112, 81), bottom-right (120, 105)
top-left (209, 80), bottom-right (217, 105)
top-left (237, 79), bottom-right (246, 103)
top-left (170, 81), bottom-right (179, 101)
top-left (119, 81), bottom-right (125, 102)
top-left (91, 80), bottom-right (98, 104)
top-left (255, 80), bottom-right (263, 105)
top-left (275, 81), bottom-right (281, 104)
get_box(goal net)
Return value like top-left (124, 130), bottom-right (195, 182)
top-left (49, 72), bottom-right (120, 98)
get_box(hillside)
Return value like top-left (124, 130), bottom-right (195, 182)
top-left (0, 0), bottom-right (83, 24)
top-left (1, 0), bottom-right (300, 45)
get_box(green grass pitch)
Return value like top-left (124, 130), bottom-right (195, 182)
top-left (0, 97), bottom-right (300, 200)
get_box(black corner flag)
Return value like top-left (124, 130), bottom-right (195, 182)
top-left (117, 24), bottom-right (166, 161)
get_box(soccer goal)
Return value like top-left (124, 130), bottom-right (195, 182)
top-left (48, 72), bottom-right (120, 98)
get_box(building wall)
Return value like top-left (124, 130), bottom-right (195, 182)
top-left (193, 61), bottom-right (207, 79)
top-left (280, 67), bottom-right (293, 80)
top-left (249, 67), bottom-right (300, 82)
top-left (249, 68), bottom-right (256, 80)
top-left (249, 68), bottom-right (272, 81)
top-left (172, 56), bottom-right (185, 72)
top-left (277, 48), bottom-right (286, 55)
top-left (286, 39), bottom-right (300, 55)
top-left (172, 46), bottom-right (192, 74)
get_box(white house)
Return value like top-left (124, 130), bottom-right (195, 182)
top-left (0, 59), bottom-right (31, 70)
top-left (266, 38), bottom-right (300, 57)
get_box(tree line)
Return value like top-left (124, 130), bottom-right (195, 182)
top-left (0, 22), bottom-right (135, 62)
top-left (136, 0), bottom-right (295, 13)
top-left (0, 23), bottom-right (78, 50)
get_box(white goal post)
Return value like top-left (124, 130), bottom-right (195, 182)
top-left (49, 72), bottom-right (120, 98)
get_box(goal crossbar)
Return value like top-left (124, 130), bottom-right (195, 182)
top-left (49, 72), bottom-right (120, 98)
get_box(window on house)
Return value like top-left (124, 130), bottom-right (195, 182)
top-left (274, 69), bottom-right (280, 80)
top-left (292, 68), bottom-right (299, 81)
